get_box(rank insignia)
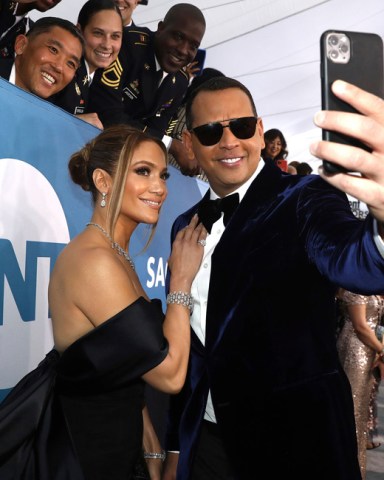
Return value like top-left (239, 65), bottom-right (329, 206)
top-left (82, 75), bottom-right (89, 86)
top-left (101, 58), bottom-right (123, 88)
top-left (75, 83), bottom-right (81, 96)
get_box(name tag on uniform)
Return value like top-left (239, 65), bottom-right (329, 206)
top-left (123, 86), bottom-right (137, 100)
top-left (74, 106), bottom-right (85, 115)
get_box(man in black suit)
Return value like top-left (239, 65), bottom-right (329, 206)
top-left (88, 3), bottom-right (206, 174)
top-left (0, 0), bottom-right (63, 59)
top-left (0, 16), bottom-right (84, 99)
top-left (162, 76), bottom-right (384, 480)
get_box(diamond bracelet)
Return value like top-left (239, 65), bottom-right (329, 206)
top-left (166, 291), bottom-right (194, 315)
top-left (143, 450), bottom-right (166, 461)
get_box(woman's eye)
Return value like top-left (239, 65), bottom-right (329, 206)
top-left (135, 167), bottom-right (150, 176)
top-left (161, 172), bottom-right (170, 181)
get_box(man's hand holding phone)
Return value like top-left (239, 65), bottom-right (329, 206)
top-left (320, 30), bottom-right (384, 173)
top-left (311, 80), bottom-right (384, 225)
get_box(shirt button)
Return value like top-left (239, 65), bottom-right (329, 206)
top-left (203, 263), bottom-right (208, 268)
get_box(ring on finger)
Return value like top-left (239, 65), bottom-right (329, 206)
top-left (197, 239), bottom-right (206, 247)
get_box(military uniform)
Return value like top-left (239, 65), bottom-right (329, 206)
top-left (0, 57), bottom-right (13, 80)
top-left (88, 27), bottom-right (189, 137)
top-left (50, 58), bottom-right (91, 115)
top-left (0, 0), bottom-right (32, 59)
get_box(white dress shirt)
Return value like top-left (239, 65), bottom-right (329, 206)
top-left (190, 159), bottom-right (264, 423)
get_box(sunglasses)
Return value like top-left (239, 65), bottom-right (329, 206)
top-left (190, 116), bottom-right (258, 146)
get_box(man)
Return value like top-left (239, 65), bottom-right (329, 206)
top-left (0, 16), bottom-right (84, 99)
top-left (87, 3), bottom-right (206, 174)
top-left (0, 0), bottom-right (63, 59)
top-left (162, 76), bottom-right (384, 480)
top-left (114, 0), bottom-right (139, 29)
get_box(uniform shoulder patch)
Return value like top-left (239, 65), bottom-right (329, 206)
top-left (128, 29), bottom-right (150, 46)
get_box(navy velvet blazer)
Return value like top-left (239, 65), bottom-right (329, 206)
top-left (165, 162), bottom-right (384, 479)
top-left (88, 27), bottom-right (189, 137)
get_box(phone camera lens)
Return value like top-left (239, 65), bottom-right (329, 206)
top-left (328, 35), bottom-right (339, 47)
top-left (339, 43), bottom-right (349, 54)
top-left (330, 49), bottom-right (339, 60)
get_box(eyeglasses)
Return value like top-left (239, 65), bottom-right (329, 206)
top-left (190, 116), bottom-right (258, 146)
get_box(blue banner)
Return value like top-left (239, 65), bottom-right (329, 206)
top-left (0, 78), bottom-right (208, 401)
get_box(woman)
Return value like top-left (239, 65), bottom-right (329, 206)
top-left (0, 125), bottom-right (206, 479)
top-left (52, 0), bottom-right (123, 128)
top-left (336, 289), bottom-right (384, 479)
top-left (261, 128), bottom-right (288, 172)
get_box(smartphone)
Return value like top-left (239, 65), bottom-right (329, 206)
top-left (193, 48), bottom-right (206, 76)
top-left (320, 30), bottom-right (384, 173)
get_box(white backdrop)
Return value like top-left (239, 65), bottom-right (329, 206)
top-left (33, 0), bottom-right (384, 170)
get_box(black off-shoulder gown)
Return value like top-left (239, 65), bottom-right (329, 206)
top-left (0, 297), bottom-right (168, 479)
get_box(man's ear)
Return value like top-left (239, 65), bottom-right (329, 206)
top-left (156, 20), bottom-right (164, 33)
top-left (257, 117), bottom-right (265, 149)
top-left (182, 129), bottom-right (194, 157)
top-left (14, 35), bottom-right (28, 55)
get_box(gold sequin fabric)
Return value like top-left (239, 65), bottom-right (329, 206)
top-left (336, 292), bottom-right (384, 479)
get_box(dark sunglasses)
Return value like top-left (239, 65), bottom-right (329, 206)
top-left (190, 116), bottom-right (258, 146)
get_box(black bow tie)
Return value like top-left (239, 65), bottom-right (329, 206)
top-left (198, 193), bottom-right (239, 233)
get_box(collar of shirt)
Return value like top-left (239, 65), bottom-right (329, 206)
top-left (154, 55), bottom-right (168, 86)
top-left (208, 158), bottom-right (265, 201)
top-left (84, 59), bottom-right (94, 85)
top-left (9, 63), bottom-right (16, 85)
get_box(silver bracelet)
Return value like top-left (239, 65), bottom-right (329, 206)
top-left (166, 291), bottom-right (194, 315)
top-left (143, 450), bottom-right (166, 461)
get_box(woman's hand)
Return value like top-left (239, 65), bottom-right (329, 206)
top-left (168, 214), bottom-right (207, 292)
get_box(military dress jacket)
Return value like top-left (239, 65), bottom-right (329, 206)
top-left (0, 57), bottom-right (13, 80)
top-left (88, 27), bottom-right (189, 137)
top-left (50, 58), bottom-right (91, 115)
top-left (0, 0), bottom-right (32, 59)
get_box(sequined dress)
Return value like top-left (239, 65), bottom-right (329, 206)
top-left (336, 291), bottom-right (384, 479)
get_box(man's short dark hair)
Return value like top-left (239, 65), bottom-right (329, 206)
top-left (27, 17), bottom-right (85, 54)
top-left (185, 76), bottom-right (257, 130)
top-left (164, 3), bottom-right (205, 29)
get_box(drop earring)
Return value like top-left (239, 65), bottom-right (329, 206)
top-left (100, 192), bottom-right (107, 207)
